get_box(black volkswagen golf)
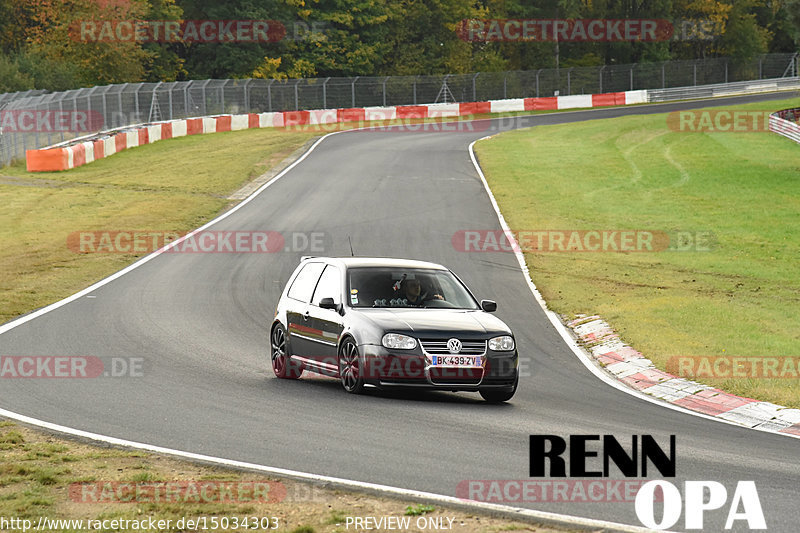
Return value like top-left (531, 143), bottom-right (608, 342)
top-left (269, 257), bottom-right (519, 402)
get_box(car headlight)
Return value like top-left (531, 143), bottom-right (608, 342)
top-left (382, 333), bottom-right (417, 350)
top-left (489, 335), bottom-right (515, 351)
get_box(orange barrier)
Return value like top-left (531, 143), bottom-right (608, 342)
top-left (25, 148), bottom-right (68, 172)
top-left (459, 102), bottom-right (491, 115)
top-left (396, 106), bottom-right (427, 119)
top-left (186, 118), bottom-right (203, 135)
top-left (592, 92), bottom-right (627, 106)
top-left (524, 97), bottom-right (558, 111)
top-left (283, 111), bottom-right (310, 126)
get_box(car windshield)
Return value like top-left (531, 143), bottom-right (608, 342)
top-left (347, 267), bottom-right (479, 309)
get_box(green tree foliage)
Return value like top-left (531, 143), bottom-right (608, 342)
top-left (719, 0), bottom-right (770, 63)
top-left (0, 0), bottom-right (796, 91)
top-left (0, 53), bottom-right (34, 92)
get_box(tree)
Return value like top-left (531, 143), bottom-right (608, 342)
top-left (718, 0), bottom-right (770, 63)
top-left (24, 0), bottom-right (168, 86)
top-left (0, 53), bottom-right (34, 92)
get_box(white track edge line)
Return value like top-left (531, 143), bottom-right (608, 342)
top-left (0, 406), bottom-right (655, 533)
top-left (467, 137), bottom-right (800, 441)
top-left (0, 128), bottom-right (656, 533)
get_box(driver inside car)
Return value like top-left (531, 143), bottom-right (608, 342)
top-left (395, 277), bottom-right (443, 306)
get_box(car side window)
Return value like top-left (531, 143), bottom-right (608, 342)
top-left (287, 262), bottom-right (325, 303)
top-left (311, 265), bottom-right (341, 306)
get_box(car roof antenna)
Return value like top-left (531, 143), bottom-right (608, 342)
top-left (348, 235), bottom-right (355, 257)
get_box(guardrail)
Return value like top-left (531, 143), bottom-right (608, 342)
top-left (769, 108), bottom-right (800, 144)
top-left (647, 76), bottom-right (800, 102)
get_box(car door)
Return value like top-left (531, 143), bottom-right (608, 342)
top-left (307, 264), bottom-right (345, 369)
top-left (285, 261), bottom-right (325, 357)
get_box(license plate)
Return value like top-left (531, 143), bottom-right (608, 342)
top-left (432, 355), bottom-right (481, 367)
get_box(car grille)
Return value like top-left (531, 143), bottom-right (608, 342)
top-left (420, 339), bottom-right (487, 356)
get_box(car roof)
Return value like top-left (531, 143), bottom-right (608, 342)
top-left (302, 257), bottom-right (449, 270)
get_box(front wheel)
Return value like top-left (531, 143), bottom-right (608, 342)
top-left (479, 373), bottom-right (518, 403)
top-left (271, 324), bottom-right (302, 379)
top-left (338, 339), bottom-right (365, 394)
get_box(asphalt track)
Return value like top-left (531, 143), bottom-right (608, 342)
top-left (1, 93), bottom-right (798, 531)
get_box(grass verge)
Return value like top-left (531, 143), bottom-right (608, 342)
top-left (475, 96), bottom-right (800, 408)
top-left (0, 422), bottom-right (569, 533)
top-left (0, 127), bottom-right (319, 325)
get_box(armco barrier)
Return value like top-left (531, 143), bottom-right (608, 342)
top-left (769, 107), bottom-right (800, 144)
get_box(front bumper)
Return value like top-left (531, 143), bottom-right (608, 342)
top-left (360, 344), bottom-right (518, 391)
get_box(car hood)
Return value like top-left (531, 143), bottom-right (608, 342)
top-left (355, 308), bottom-right (512, 338)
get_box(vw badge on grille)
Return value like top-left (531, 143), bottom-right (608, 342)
top-left (447, 338), bottom-right (462, 354)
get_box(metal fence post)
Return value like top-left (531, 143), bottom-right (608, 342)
top-left (759, 56), bottom-right (763, 79)
top-left (220, 82), bottom-right (225, 113)
top-left (118, 83), bottom-right (126, 127)
top-left (267, 79), bottom-right (273, 112)
top-left (503, 72), bottom-right (507, 99)
top-left (630, 64), bottom-right (635, 91)
top-left (599, 65), bottom-right (605, 93)
top-left (693, 62), bottom-right (697, 86)
top-left (567, 68), bottom-right (573, 95)
top-left (294, 79), bottom-right (300, 111)
top-left (100, 86), bottom-right (109, 129)
top-left (472, 72), bottom-right (479, 101)
top-left (201, 79), bottom-right (210, 115)
top-left (413, 77), bottom-right (417, 105)
top-left (168, 84), bottom-right (173, 119)
top-left (86, 87), bottom-right (94, 126)
top-left (184, 81), bottom-right (190, 118)
top-left (351, 76), bottom-right (359, 108)
top-left (725, 61), bottom-right (728, 83)
top-left (322, 77), bottom-right (330, 109)
top-left (383, 76), bottom-right (389, 107)
top-left (536, 69), bottom-right (542, 97)
top-left (58, 94), bottom-right (65, 142)
top-left (243, 79), bottom-right (251, 112)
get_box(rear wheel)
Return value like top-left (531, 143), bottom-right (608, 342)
top-left (338, 339), bottom-right (365, 394)
top-left (479, 373), bottom-right (518, 403)
top-left (271, 324), bottom-right (302, 379)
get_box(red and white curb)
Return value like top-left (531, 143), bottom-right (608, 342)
top-left (25, 90), bottom-right (648, 172)
top-left (568, 315), bottom-right (800, 436)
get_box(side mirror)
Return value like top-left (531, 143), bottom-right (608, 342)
top-left (481, 299), bottom-right (497, 312)
top-left (319, 297), bottom-right (337, 310)
top-left (320, 297), bottom-right (344, 315)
